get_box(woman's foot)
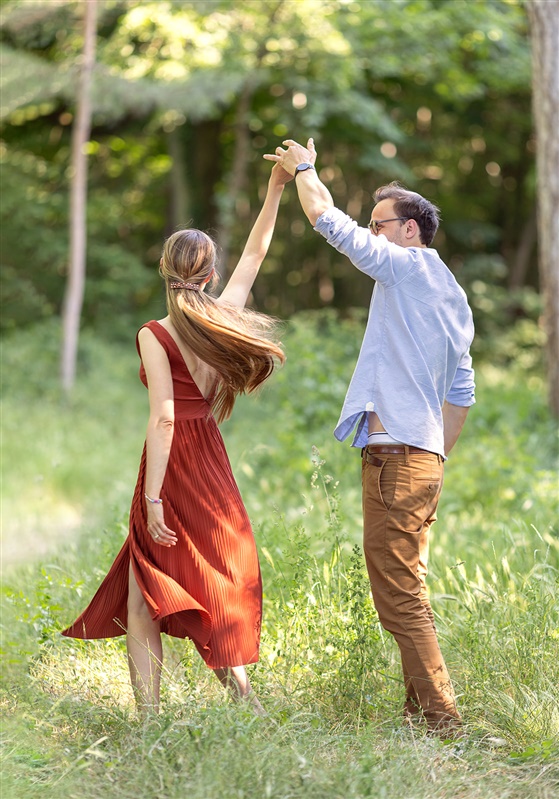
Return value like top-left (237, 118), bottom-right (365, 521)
top-left (213, 666), bottom-right (266, 715)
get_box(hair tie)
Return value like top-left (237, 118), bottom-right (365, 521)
top-left (169, 281), bottom-right (200, 291)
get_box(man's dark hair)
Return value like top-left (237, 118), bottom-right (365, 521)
top-left (373, 182), bottom-right (441, 246)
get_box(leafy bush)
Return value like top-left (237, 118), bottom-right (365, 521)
top-left (1, 311), bottom-right (558, 798)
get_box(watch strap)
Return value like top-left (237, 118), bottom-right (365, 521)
top-left (294, 162), bottom-right (316, 178)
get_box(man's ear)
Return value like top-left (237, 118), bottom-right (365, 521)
top-left (405, 218), bottom-right (419, 240)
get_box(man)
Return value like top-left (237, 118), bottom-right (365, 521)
top-left (264, 138), bottom-right (475, 735)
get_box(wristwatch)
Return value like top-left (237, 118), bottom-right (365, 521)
top-left (294, 162), bottom-right (315, 178)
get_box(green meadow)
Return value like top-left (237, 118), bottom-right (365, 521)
top-left (1, 312), bottom-right (558, 799)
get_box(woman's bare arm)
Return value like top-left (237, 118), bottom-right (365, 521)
top-left (138, 326), bottom-right (178, 547)
top-left (217, 163), bottom-right (293, 309)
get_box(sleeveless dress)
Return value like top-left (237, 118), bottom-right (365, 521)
top-left (62, 321), bottom-right (262, 669)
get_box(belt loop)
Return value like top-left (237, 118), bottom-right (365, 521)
top-left (404, 444), bottom-right (410, 465)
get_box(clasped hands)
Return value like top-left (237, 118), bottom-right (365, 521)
top-left (264, 137), bottom-right (317, 181)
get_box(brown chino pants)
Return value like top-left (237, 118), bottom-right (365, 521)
top-left (361, 445), bottom-right (460, 728)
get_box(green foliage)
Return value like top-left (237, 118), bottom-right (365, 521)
top-left (0, 133), bottom-right (161, 333)
top-left (1, 313), bottom-right (558, 797)
top-left (0, 0), bottom-right (537, 334)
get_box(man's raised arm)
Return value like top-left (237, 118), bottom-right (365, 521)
top-left (264, 138), bottom-right (333, 226)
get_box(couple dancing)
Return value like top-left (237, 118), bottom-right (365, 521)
top-left (63, 137), bottom-right (475, 737)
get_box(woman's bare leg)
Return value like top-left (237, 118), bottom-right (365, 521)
top-left (127, 562), bottom-right (162, 715)
top-left (213, 666), bottom-right (265, 715)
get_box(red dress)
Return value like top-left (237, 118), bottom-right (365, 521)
top-left (62, 321), bottom-right (262, 668)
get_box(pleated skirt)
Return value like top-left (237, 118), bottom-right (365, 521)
top-left (62, 416), bottom-right (262, 669)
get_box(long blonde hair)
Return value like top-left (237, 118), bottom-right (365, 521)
top-left (160, 228), bottom-right (285, 423)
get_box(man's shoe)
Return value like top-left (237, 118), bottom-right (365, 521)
top-left (426, 716), bottom-right (465, 740)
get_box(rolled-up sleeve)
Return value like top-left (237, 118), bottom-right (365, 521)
top-left (446, 351), bottom-right (476, 406)
top-left (314, 207), bottom-right (411, 287)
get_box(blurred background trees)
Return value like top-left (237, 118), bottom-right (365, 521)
top-left (0, 0), bottom-right (551, 399)
top-left (527, 0), bottom-right (559, 415)
top-left (61, 0), bottom-right (97, 391)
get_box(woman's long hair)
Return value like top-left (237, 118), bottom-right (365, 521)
top-left (160, 229), bottom-right (285, 423)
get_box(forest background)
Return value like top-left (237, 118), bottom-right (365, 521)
top-left (1, 1), bottom-right (558, 799)
top-left (0, 0), bottom-right (547, 344)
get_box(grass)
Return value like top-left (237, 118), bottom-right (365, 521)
top-left (1, 312), bottom-right (558, 798)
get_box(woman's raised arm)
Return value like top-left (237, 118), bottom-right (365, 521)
top-left (217, 163), bottom-right (293, 309)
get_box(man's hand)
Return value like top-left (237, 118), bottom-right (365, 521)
top-left (442, 401), bottom-right (470, 456)
top-left (264, 137), bottom-right (317, 175)
top-left (265, 136), bottom-right (331, 225)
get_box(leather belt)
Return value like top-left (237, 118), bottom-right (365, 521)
top-left (361, 445), bottom-right (442, 468)
top-left (362, 445), bottom-right (429, 455)
top-left (361, 445), bottom-right (441, 469)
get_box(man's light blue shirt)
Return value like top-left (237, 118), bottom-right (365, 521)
top-left (314, 207), bottom-right (476, 459)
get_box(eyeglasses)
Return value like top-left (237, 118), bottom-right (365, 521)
top-left (368, 217), bottom-right (407, 235)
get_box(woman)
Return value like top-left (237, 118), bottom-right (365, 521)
top-left (62, 163), bottom-right (292, 715)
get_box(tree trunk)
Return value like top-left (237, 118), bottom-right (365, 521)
top-left (218, 86), bottom-right (253, 277)
top-left (61, 0), bottom-right (97, 394)
top-left (508, 207), bottom-right (537, 290)
top-left (528, 0), bottom-right (559, 417)
top-left (167, 127), bottom-right (190, 232)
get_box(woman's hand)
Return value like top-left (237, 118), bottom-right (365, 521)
top-left (146, 502), bottom-right (177, 547)
top-left (269, 162), bottom-right (294, 186)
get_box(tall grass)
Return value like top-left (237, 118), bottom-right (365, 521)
top-left (1, 313), bottom-right (558, 798)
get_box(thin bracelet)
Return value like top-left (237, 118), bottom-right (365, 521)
top-left (144, 492), bottom-right (163, 505)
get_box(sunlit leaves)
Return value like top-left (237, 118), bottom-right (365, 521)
top-left (0, 44), bottom-right (70, 120)
top-left (0, 0), bottom-right (536, 330)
